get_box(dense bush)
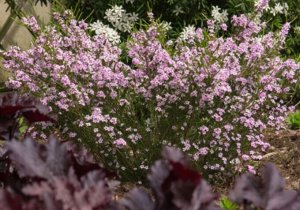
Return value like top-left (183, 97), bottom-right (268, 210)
top-left (60, 0), bottom-right (300, 105)
top-left (3, 3), bottom-right (299, 181)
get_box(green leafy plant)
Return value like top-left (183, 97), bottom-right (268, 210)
top-left (219, 196), bottom-right (239, 210)
top-left (287, 111), bottom-right (300, 129)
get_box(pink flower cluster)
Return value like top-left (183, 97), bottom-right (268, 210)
top-left (4, 11), bottom-right (299, 178)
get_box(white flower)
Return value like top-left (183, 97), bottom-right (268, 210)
top-left (282, 3), bottom-right (289, 15)
top-left (269, 3), bottom-right (283, 16)
top-left (104, 5), bottom-right (138, 32)
top-left (255, 35), bottom-right (264, 43)
top-left (159, 21), bottom-right (172, 32)
top-left (173, 5), bottom-right (184, 16)
top-left (211, 6), bottom-right (228, 23)
top-left (266, 2), bottom-right (288, 16)
top-left (90, 21), bottom-right (121, 45)
top-left (125, 0), bottom-right (135, 3)
top-left (179, 25), bottom-right (196, 41)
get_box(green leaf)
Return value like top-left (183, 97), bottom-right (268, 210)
top-left (18, 117), bottom-right (28, 134)
top-left (287, 111), bottom-right (300, 130)
top-left (219, 196), bottom-right (239, 210)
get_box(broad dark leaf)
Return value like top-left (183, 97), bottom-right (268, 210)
top-left (120, 188), bottom-right (155, 210)
top-left (0, 188), bottom-right (45, 210)
top-left (5, 137), bottom-right (116, 210)
top-left (6, 136), bottom-right (108, 180)
top-left (0, 92), bottom-right (56, 141)
top-left (266, 191), bottom-right (300, 210)
top-left (188, 180), bottom-right (221, 210)
top-left (65, 142), bottom-right (115, 179)
top-left (5, 137), bottom-right (69, 179)
top-left (229, 163), bottom-right (300, 210)
top-left (148, 159), bottom-right (171, 206)
top-left (0, 188), bottom-right (24, 210)
top-left (146, 146), bottom-right (208, 210)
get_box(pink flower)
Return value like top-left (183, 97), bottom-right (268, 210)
top-left (113, 138), bottom-right (127, 148)
top-left (247, 165), bottom-right (256, 174)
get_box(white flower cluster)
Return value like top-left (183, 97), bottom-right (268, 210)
top-left (158, 21), bottom-right (172, 32)
top-left (104, 5), bottom-right (138, 32)
top-left (268, 2), bottom-right (289, 16)
top-left (178, 25), bottom-right (196, 41)
top-left (211, 6), bottom-right (228, 23)
top-left (89, 21), bottom-right (121, 45)
top-left (254, 0), bottom-right (289, 15)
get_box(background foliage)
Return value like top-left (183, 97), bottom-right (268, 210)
top-left (54, 0), bottom-right (300, 57)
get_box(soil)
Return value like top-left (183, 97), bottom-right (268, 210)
top-left (264, 129), bottom-right (300, 190)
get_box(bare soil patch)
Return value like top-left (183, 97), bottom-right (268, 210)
top-left (264, 129), bottom-right (300, 190)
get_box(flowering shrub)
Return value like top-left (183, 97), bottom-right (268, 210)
top-left (3, 5), bottom-right (300, 181)
top-left (228, 0), bottom-right (300, 58)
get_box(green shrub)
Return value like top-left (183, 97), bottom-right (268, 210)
top-left (287, 111), bottom-right (300, 129)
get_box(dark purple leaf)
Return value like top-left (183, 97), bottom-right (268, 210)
top-left (170, 181), bottom-right (197, 209)
top-left (65, 142), bottom-right (116, 179)
top-left (0, 188), bottom-right (24, 210)
top-left (0, 92), bottom-right (56, 141)
top-left (266, 191), bottom-right (300, 210)
top-left (0, 146), bottom-right (25, 189)
top-left (0, 106), bottom-right (24, 117)
top-left (148, 160), bottom-right (170, 203)
top-left (5, 137), bottom-right (69, 179)
top-left (229, 163), bottom-right (300, 210)
top-left (22, 110), bottom-right (55, 123)
top-left (120, 188), bottom-right (155, 210)
top-left (2, 136), bottom-right (118, 209)
top-left (0, 117), bottom-right (19, 141)
top-left (168, 161), bottom-right (201, 185)
top-left (49, 170), bottom-right (113, 210)
top-left (187, 180), bottom-right (221, 210)
top-left (121, 146), bottom-right (221, 210)
top-left (0, 188), bottom-right (45, 210)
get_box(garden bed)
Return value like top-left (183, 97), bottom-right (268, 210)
top-left (264, 129), bottom-right (300, 190)
top-left (113, 128), bottom-right (300, 198)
